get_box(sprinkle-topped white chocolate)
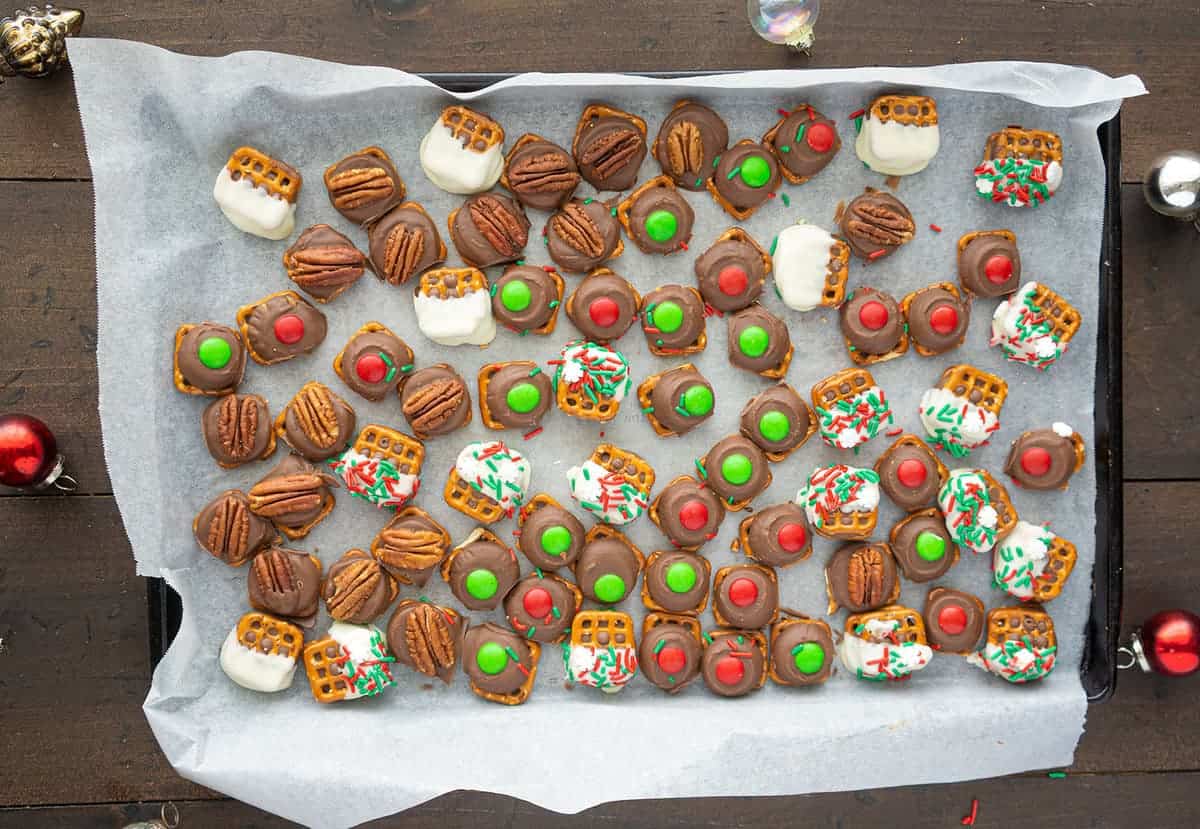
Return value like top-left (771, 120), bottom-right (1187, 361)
top-left (938, 469), bottom-right (1002, 554)
top-left (992, 519), bottom-right (1053, 600)
top-left (918, 387), bottom-right (999, 457)
top-left (772, 223), bottom-right (839, 312)
top-left (454, 441), bottom-right (531, 518)
top-left (989, 282), bottom-right (1064, 369)
top-left (566, 458), bottom-right (649, 525)
top-left (837, 618), bottom-right (932, 681)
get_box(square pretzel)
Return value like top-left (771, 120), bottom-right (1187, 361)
top-left (845, 604), bottom-right (928, 646)
top-left (936, 364), bottom-right (1008, 417)
top-left (983, 126), bottom-right (1062, 164)
top-left (225, 146), bottom-right (302, 202)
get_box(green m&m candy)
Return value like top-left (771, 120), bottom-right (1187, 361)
top-left (650, 301), bottom-right (684, 333)
top-left (593, 573), bottom-right (627, 603)
top-left (738, 155), bottom-right (771, 188)
top-left (758, 410), bottom-right (791, 442)
top-left (500, 279), bottom-right (532, 312)
top-left (681, 384), bottom-right (714, 416)
top-left (197, 336), bottom-right (232, 370)
top-left (721, 453), bottom-right (753, 486)
top-left (466, 568), bottom-right (499, 600)
top-left (915, 531), bottom-right (947, 562)
top-left (540, 525), bottom-right (572, 556)
top-left (738, 325), bottom-right (769, 358)
top-left (476, 641), bottom-right (508, 675)
top-left (644, 209), bottom-right (678, 242)
top-left (506, 382), bottom-right (542, 413)
top-left (792, 641), bottom-right (826, 675)
top-left (665, 560), bottom-right (698, 593)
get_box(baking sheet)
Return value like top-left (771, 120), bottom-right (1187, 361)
top-left (72, 39), bottom-right (1145, 829)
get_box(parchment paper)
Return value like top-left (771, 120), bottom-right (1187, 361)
top-left (71, 39), bottom-right (1145, 829)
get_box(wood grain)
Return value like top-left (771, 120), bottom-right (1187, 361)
top-left (0, 0), bottom-right (1192, 181)
top-left (1, 484), bottom-right (1197, 808)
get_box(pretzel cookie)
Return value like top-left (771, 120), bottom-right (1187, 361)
top-left (419, 105), bottom-right (505, 194)
top-left (213, 146), bottom-right (301, 239)
top-left (854, 94), bottom-right (940, 176)
top-left (413, 267), bottom-right (497, 347)
top-left (975, 126), bottom-right (1063, 207)
top-left (990, 281), bottom-right (1080, 370)
top-left (967, 605), bottom-right (1057, 683)
top-left (219, 612), bottom-right (303, 693)
top-left (838, 605), bottom-right (933, 682)
top-left (563, 610), bottom-right (639, 693)
top-left (918, 364), bottom-right (1006, 457)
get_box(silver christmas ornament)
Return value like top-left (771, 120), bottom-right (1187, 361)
top-left (0, 4), bottom-right (83, 82)
top-left (747, 0), bottom-right (820, 52)
top-left (1143, 149), bottom-right (1200, 229)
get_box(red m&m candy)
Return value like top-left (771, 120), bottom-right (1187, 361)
top-left (715, 656), bottom-right (745, 685)
top-left (273, 314), bottom-right (305, 344)
top-left (985, 255), bottom-right (1013, 284)
top-left (806, 122), bottom-right (836, 153)
top-left (678, 499), bottom-right (709, 531)
top-left (858, 300), bottom-right (889, 330)
top-left (777, 522), bottom-right (807, 553)
top-left (355, 353), bottom-right (389, 384)
top-left (656, 645), bottom-right (687, 674)
top-left (728, 577), bottom-right (758, 607)
top-left (1020, 447), bottom-right (1052, 477)
top-left (588, 297), bottom-right (620, 327)
top-left (718, 265), bottom-right (749, 296)
top-left (522, 586), bottom-right (554, 619)
top-left (937, 605), bottom-right (968, 636)
top-left (896, 458), bottom-right (927, 488)
top-left (929, 305), bottom-right (959, 334)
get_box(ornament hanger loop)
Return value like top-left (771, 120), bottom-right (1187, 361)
top-left (53, 473), bottom-right (78, 493)
top-left (161, 801), bottom-right (180, 828)
top-left (1116, 645), bottom-right (1138, 671)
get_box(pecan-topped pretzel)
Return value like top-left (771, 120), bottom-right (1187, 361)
top-left (274, 381), bottom-right (356, 462)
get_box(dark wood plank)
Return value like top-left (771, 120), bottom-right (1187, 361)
top-left (0, 0), bottom-right (1193, 181)
top-left (1121, 188), bottom-right (1200, 480)
top-left (0, 485), bottom-right (1197, 808)
top-left (4, 182), bottom-right (1197, 495)
top-left (0, 181), bottom-right (107, 494)
top-left (5, 771), bottom-right (1200, 829)
top-left (0, 495), bottom-right (208, 805)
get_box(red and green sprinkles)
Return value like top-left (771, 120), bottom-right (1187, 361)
top-left (333, 628), bottom-right (396, 698)
top-left (549, 341), bottom-right (631, 405)
top-left (329, 448), bottom-right (418, 510)
top-left (938, 471), bottom-right (998, 552)
top-left (815, 386), bottom-right (893, 449)
top-left (969, 636), bottom-right (1057, 683)
top-left (797, 465), bottom-right (879, 529)
top-left (992, 286), bottom-right (1064, 370)
top-left (974, 156), bottom-right (1058, 207)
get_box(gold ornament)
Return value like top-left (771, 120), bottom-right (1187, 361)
top-left (0, 5), bottom-right (84, 82)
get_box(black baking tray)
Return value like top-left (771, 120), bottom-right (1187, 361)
top-left (147, 74), bottom-right (1124, 703)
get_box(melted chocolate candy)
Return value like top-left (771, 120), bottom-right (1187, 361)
top-left (247, 546), bottom-right (322, 626)
top-left (573, 109), bottom-right (647, 192)
top-left (240, 291), bottom-right (327, 365)
top-left (693, 230), bottom-right (768, 312)
top-left (654, 101), bottom-right (730, 190)
top-left (905, 285), bottom-right (970, 354)
top-left (890, 509), bottom-right (958, 582)
top-left (450, 193), bottom-right (531, 268)
top-left (711, 141), bottom-right (781, 216)
top-left (825, 543), bottom-right (899, 612)
top-left (765, 106), bottom-right (841, 182)
top-left (462, 622), bottom-right (537, 699)
top-left (504, 135), bottom-right (580, 210)
top-left (482, 361), bottom-right (552, 430)
top-left (838, 190), bottom-right (914, 261)
top-left (647, 364), bottom-right (715, 436)
top-left (565, 269), bottom-right (640, 342)
top-left (924, 587), bottom-right (985, 653)
top-left (322, 549), bottom-right (396, 624)
top-left (545, 198), bottom-right (623, 274)
top-left (701, 435), bottom-right (771, 506)
top-left (518, 501), bottom-right (586, 570)
top-left (175, 322), bottom-right (246, 395)
top-left (193, 490), bottom-right (276, 566)
top-left (386, 599), bottom-right (464, 683)
top-left (248, 454), bottom-right (337, 536)
top-left (958, 233), bottom-right (1021, 297)
top-left (739, 502), bottom-right (812, 568)
top-left (491, 264), bottom-right (562, 334)
top-left (643, 550), bottom-right (711, 614)
top-left (1004, 428), bottom-right (1081, 490)
top-left (280, 384), bottom-right (356, 462)
top-left (739, 382), bottom-right (811, 457)
top-left (875, 436), bottom-right (943, 511)
top-left (769, 618), bottom-right (835, 686)
top-left (367, 204), bottom-right (445, 285)
top-left (713, 564), bottom-right (779, 629)
top-left (573, 534), bottom-right (642, 604)
top-left (336, 327), bottom-right (414, 402)
top-left (701, 630), bottom-right (766, 697)
top-left (652, 477), bottom-right (725, 548)
top-left (727, 304), bottom-right (791, 376)
top-left (445, 534), bottom-right (520, 611)
top-left (201, 393), bottom-right (273, 467)
top-left (624, 180), bottom-right (695, 254)
top-left (503, 572), bottom-right (579, 643)
top-left (840, 287), bottom-right (905, 356)
top-left (639, 616), bottom-right (703, 691)
top-left (399, 365), bottom-right (472, 438)
top-left (324, 147), bottom-right (406, 225)
top-left (641, 284), bottom-right (706, 353)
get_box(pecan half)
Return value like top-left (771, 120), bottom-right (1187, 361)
top-left (248, 473), bottom-right (325, 519)
top-left (286, 244), bottom-right (366, 288)
top-left (551, 202), bottom-right (604, 257)
top-left (508, 151), bottom-right (580, 195)
top-left (327, 166), bottom-right (395, 211)
top-left (403, 379), bottom-right (465, 434)
top-left (207, 494), bottom-right (251, 563)
top-left (251, 547), bottom-right (298, 597)
top-left (325, 557), bottom-right (384, 620)
top-left (846, 200), bottom-right (916, 247)
top-left (381, 223), bottom-right (426, 285)
top-left (846, 546), bottom-right (886, 607)
top-left (468, 195), bottom-right (528, 257)
top-left (580, 128), bottom-right (642, 179)
top-left (665, 121), bottom-right (704, 177)
top-left (216, 395), bottom-right (260, 460)
top-left (404, 604), bottom-right (457, 677)
top-left (292, 385), bottom-right (340, 449)
top-left (376, 526), bottom-right (447, 574)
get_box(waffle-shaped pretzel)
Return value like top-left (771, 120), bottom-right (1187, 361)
top-left (812, 367), bottom-right (877, 410)
top-left (643, 611), bottom-right (702, 642)
top-left (225, 146), bottom-right (302, 202)
top-left (351, 423), bottom-right (424, 477)
top-left (983, 126), bottom-right (1063, 164)
top-left (589, 443), bottom-right (656, 498)
top-left (303, 636), bottom-right (351, 704)
top-left (571, 609), bottom-right (637, 648)
top-left (819, 506), bottom-right (875, 540)
top-left (439, 105), bottom-right (504, 153)
top-left (478, 360), bottom-right (544, 430)
top-left (867, 95), bottom-right (938, 128)
top-left (444, 468), bottom-right (505, 524)
top-left (1029, 534), bottom-right (1077, 603)
top-left (1024, 283), bottom-right (1081, 348)
top-left (986, 604), bottom-right (1057, 650)
top-left (637, 363), bottom-right (704, 437)
top-left (979, 469), bottom-right (1019, 539)
top-left (572, 103), bottom-right (649, 158)
top-left (236, 611), bottom-right (303, 659)
top-left (554, 342), bottom-right (632, 423)
top-left (845, 604), bottom-right (929, 646)
top-left (937, 364), bottom-right (1008, 416)
top-left (469, 639), bottom-right (541, 705)
top-left (899, 282), bottom-right (964, 357)
top-left (417, 266), bottom-right (489, 300)
top-left (370, 505), bottom-right (449, 584)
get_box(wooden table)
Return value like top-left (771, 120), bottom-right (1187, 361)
top-left (2, 2), bottom-right (1198, 826)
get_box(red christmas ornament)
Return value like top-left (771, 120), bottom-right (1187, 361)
top-left (1122, 610), bottom-right (1200, 677)
top-left (0, 413), bottom-right (75, 490)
